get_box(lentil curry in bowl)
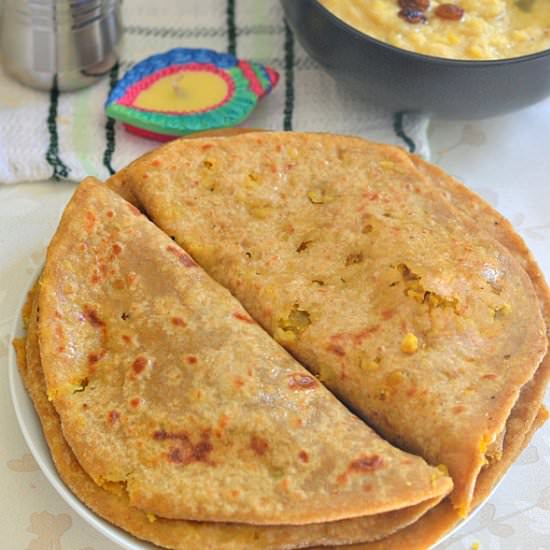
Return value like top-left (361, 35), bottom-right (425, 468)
top-left (282, 0), bottom-right (550, 118)
top-left (318, 0), bottom-right (550, 60)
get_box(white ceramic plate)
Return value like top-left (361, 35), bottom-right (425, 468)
top-left (8, 269), bottom-right (494, 550)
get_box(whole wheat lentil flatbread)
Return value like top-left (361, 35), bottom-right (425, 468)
top-left (36, 178), bottom-right (451, 526)
top-left (14, 287), bottom-right (447, 550)
top-left (107, 131), bottom-right (548, 518)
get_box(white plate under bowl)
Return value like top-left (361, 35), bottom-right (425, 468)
top-left (8, 268), bottom-right (496, 550)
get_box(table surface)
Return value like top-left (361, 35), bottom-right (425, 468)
top-left (1, 100), bottom-right (549, 550)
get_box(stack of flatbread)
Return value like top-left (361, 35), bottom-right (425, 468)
top-left (15, 131), bottom-right (549, 550)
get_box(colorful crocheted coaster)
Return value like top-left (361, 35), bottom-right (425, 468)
top-left (105, 48), bottom-right (279, 141)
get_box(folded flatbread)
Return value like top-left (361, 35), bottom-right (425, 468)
top-left (36, 178), bottom-right (451, 528)
top-left (108, 131), bottom-right (549, 520)
top-left (309, 153), bottom-right (550, 549)
top-left (14, 286), bottom-right (447, 550)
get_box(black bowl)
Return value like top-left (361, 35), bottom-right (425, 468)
top-left (281, 0), bottom-right (550, 119)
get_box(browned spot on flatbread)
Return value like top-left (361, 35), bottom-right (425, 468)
top-left (88, 351), bottom-right (105, 367)
top-left (327, 343), bottom-right (346, 357)
top-left (233, 311), bottom-right (256, 324)
top-left (132, 356), bottom-right (147, 375)
top-left (297, 240), bottom-right (313, 253)
top-left (332, 325), bottom-right (380, 347)
top-left (81, 306), bottom-right (107, 371)
top-left (85, 211), bottom-right (96, 231)
top-left (338, 454), bottom-right (384, 484)
top-left (154, 430), bottom-right (214, 466)
top-left (130, 397), bottom-right (141, 408)
top-left (250, 435), bottom-right (269, 456)
top-left (382, 309), bottom-right (395, 320)
top-left (214, 414), bottom-right (230, 438)
top-left (288, 373), bottom-right (319, 390)
top-left (166, 245), bottom-right (197, 267)
top-left (113, 279), bottom-right (125, 290)
top-left (55, 324), bottom-right (65, 353)
top-left (83, 306), bottom-right (105, 329)
top-left (108, 410), bottom-right (120, 425)
top-left (127, 203), bottom-right (141, 216)
top-left (345, 252), bottom-right (364, 266)
top-left (351, 454), bottom-right (384, 472)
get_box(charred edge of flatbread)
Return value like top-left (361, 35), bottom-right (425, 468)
top-left (15, 289), bottom-right (448, 550)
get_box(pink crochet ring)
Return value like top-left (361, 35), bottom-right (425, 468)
top-left (106, 48), bottom-right (279, 141)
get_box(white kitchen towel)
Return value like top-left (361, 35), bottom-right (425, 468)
top-left (0, 0), bottom-right (430, 184)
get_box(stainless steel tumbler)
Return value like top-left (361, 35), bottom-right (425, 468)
top-left (1, 0), bottom-right (122, 91)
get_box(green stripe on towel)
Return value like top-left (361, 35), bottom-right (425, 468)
top-left (103, 63), bottom-right (120, 176)
top-left (227, 0), bottom-right (237, 55)
top-left (393, 111), bottom-right (416, 153)
top-left (45, 75), bottom-right (70, 180)
top-left (283, 21), bottom-right (295, 131)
